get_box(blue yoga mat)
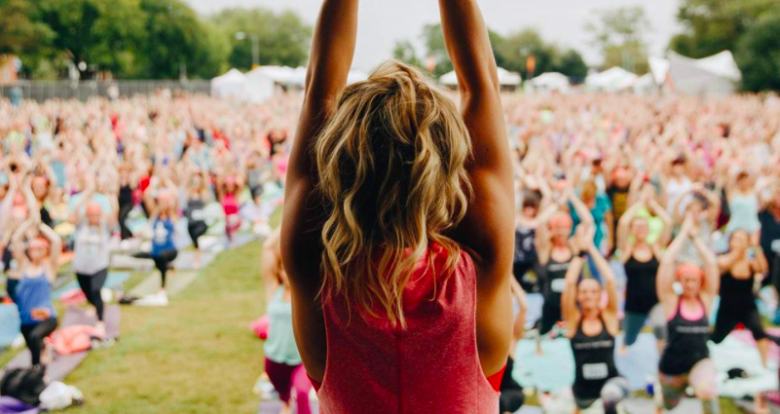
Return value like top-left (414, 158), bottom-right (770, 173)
top-left (0, 304), bottom-right (20, 348)
top-left (53, 272), bottom-right (131, 297)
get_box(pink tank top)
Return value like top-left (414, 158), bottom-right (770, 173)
top-left (316, 243), bottom-right (500, 414)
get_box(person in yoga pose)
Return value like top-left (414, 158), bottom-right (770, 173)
top-left (711, 229), bottom-right (770, 413)
top-left (71, 195), bottom-right (115, 337)
top-left (281, 0), bottom-right (514, 412)
top-left (617, 188), bottom-right (672, 355)
top-left (11, 217), bottom-right (62, 367)
top-left (562, 224), bottom-right (628, 414)
top-left (184, 171), bottom-right (210, 266)
top-left (262, 228), bottom-right (312, 414)
top-left (656, 214), bottom-right (720, 414)
top-left (135, 178), bottom-right (179, 306)
top-left (216, 171), bottom-right (243, 245)
top-left (535, 190), bottom-right (592, 355)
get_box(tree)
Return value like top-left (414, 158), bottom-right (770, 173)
top-left (35, 0), bottom-right (146, 77)
top-left (420, 23), bottom-right (452, 76)
top-left (736, 13), bottom-right (780, 92)
top-left (496, 29), bottom-right (555, 79)
top-left (392, 40), bottom-right (422, 68)
top-left (420, 23), bottom-right (505, 77)
top-left (0, 0), bottom-right (54, 57)
top-left (669, 0), bottom-right (778, 59)
top-left (134, 0), bottom-right (228, 79)
top-left (585, 6), bottom-right (651, 74)
top-left (553, 49), bottom-right (588, 80)
top-left (211, 8), bottom-right (311, 71)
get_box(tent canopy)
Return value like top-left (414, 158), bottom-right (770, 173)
top-left (440, 67), bottom-right (522, 86)
top-left (211, 68), bottom-right (275, 103)
top-left (586, 67), bottom-right (638, 92)
top-left (529, 72), bottom-right (570, 91)
top-left (667, 51), bottom-right (741, 95)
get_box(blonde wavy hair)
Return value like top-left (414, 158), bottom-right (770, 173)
top-left (315, 61), bottom-right (472, 326)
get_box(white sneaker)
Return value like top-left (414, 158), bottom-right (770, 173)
top-left (134, 291), bottom-right (168, 307)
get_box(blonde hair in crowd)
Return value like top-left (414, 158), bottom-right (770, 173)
top-left (315, 61), bottom-right (472, 326)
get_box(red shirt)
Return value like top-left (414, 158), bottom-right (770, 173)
top-left (315, 243), bottom-right (501, 413)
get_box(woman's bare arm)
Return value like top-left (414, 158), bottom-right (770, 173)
top-left (438, 0), bottom-right (514, 377)
top-left (280, 0), bottom-right (360, 384)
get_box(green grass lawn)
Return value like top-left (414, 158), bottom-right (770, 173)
top-left (66, 240), bottom-right (268, 414)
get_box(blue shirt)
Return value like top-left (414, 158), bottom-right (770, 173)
top-left (15, 273), bottom-right (56, 326)
top-left (151, 219), bottom-right (176, 256)
top-left (264, 287), bottom-right (302, 365)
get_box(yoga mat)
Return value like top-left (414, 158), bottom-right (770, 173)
top-left (53, 272), bottom-right (131, 298)
top-left (0, 304), bottom-right (20, 348)
top-left (258, 400), bottom-right (319, 414)
top-left (614, 333), bottom-right (659, 391)
top-left (3, 306), bottom-right (121, 383)
top-left (621, 397), bottom-right (702, 413)
top-left (129, 270), bottom-right (199, 297)
top-left (517, 407), bottom-right (543, 414)
top-left (172, 250), bottom-right (218, 271)
top-left (514, 337), bottom-right (574, 392)
top-left (110, 255), bottom-right (155, 271)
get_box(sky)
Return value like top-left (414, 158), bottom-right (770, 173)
top-left (187, 0), bottom-right (683, 71)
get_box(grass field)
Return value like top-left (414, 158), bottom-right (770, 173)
top-left (65, 240), bottom-right (267, 414)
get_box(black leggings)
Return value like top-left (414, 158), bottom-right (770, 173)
top-left (188, 221), bottom-right (208, 249)
top-left (133, 249), bottom-right (178, 288)
top-left (76, 269), bottom-right (108, 321)
top-left (21, 318), bottom-right (58, 366)
top-left (711, 304), bottom-right (767, 344)
top-left (118, 202), bottom-right (134, 240)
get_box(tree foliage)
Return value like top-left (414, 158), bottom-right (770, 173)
top-left (670, 0), bottom-right (777, 59)
top-left (211, 8), bottom-right (311, 71)
top-left (392, 40), bottom-right (422, 68)
top-left (0, 0), bottom-right (54, 57)
top-left (585, 6), bottom-right (651, 74)
top-left (0, 0), bottom-right (310, 79)
top-left (496, 29), bottom-right (588, 80)
top-left (736, 13), bottom-right (780, 92)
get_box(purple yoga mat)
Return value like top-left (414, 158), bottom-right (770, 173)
top-left (258, 400), bottom-right (319, 414)
top-left (3, 306), bottom-right (120, 383)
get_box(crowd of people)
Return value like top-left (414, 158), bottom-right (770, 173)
top-left (504, 93), bottom-right (780, 414)
top-left (0, 92), bottom-right (292, 366)
top-left (3, 84), bottom-right (780, 413)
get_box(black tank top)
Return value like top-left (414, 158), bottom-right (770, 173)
top-left (119, 185), bottom-right (133, 205)
top-left (570, 317), bottom-right (618, 400)
top-left (543, 256), bottom-right (570, 305)
top-left (185, 199), bottom-right (206, 223)
top-left (659, 298), bottom-right (710, 376)
top-left (719, 270), bottom-right (755, 310)
top-left (514, 228), bottom-right (536, 265)
top-left (624, 254), bottom-right (659, 314)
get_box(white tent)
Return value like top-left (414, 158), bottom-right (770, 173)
top-left (649, 57), bottom-right (671, 85)
top-left (667, 51), bottom-right (741, 95)
top-left (210, 69), bottom-right (248, 100)
top-left (244, 68), bottom-right (277, 103)
top-left (586, 67), bottom-right (638, 92)
top-left (632, 73), bottom-right (660, 94)
top-left (439, 67), bottom-right (522, 87)
top-left (254, 66), bottom-right (367, 88)
top-left (528, 72), bottom-right (570, 93)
